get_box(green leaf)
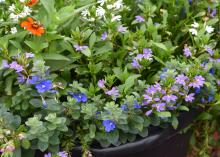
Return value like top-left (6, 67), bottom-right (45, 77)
top-left (5, 76), bottom-right (14, 95)
top-left (139, 127), bottom-right (148, 137)
top-left (156, 111), bottom-right (171, 118)
top-left (37, 141), bottom-right (48, 152)
top-left (124, 75), bottom-right (141, 93)
top-left (25, 40), bottom-right (48, 53)
top-left (152, 42), bottom-right (168, 51)
top-left (81, 48), bottom-right (91, 57)
top-left (178, 106), bottom-right (189, 111)
top-left (29, 99), bottom-right (42, 108)
top-left (171, 116), bottom-right (179, 129)
top-left (89, 124), bottom-right (96, 138)
top-left (197, 112), bottom-right (213, 120)
top-left (89, 32), bottom-right (96, 48)
top-left (42, 53), bottom-right (70, 61)
top-left (22, 139), bottom-right (31, 149)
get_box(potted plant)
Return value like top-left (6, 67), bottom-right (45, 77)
top-left (0, 0), bottom-right (219, 157)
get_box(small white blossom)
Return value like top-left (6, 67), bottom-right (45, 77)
top-left (189, 28), bottom-right (198, 36)
top-left (19, 0), bottom-right (25, 2)
top-left (113, 0), bottom-right (124, 10)
top-left (206, 26), bottom-right (214, 33)
top-left (111, 15), bottom-right (121, 22)
top-left (191, 22), bottom-right (199, 28)
top-left (9, 4), bottom-right (16, 12)
top-left (107, 4), bottom-right (114, 9)
top-left (23, 6), bottom-right (32, 14)
top-left (81, 9), bottom-right (90, 17)
top-left (10, 27), bottom-right (17, 34)
top-left (96, 6), bottom-right (106, 18)
top-left (9, 13), bottom-right (19, 22)
top-left (97, 0), bottom-right (107, 6)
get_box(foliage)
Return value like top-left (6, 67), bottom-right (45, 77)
top-left (0, 0), bottom-right (219, 157)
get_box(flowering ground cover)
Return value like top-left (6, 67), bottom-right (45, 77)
top-left (0, 0), bottom-right (220, 157)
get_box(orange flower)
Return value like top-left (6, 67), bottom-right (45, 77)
top-left (20, 17), bottom-right (45, 36)
top-left (26, 0), bottom-right (39, 7)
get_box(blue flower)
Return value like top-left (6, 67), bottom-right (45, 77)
top-left (103, 120), bottom-right (116, 132)
top-left (195, 88), bottom-right (201, 94)
top-left (69, 92), bottom-right (87, 103)
top-left (133, 100), bottom-right (141, 109)
top-left (27, 76), bottom-right (40, 84)
top-left (35, 80), bottom-right (53, 93)
top-left (209, 68), bottom-right (215, 75)
top-left (208, 95), bottom-right (214, 102)
top-left (121, 104), bottom-right (128, 111)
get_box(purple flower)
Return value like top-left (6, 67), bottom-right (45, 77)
top-left (71, 93), bottom-right (88, 103)
top-left (117, 25), bottom-right (127, 33)
top-left (103, 120), bottom-right (116, 132)
top-left (135, 15), bottom-right (145, 23)
top-left (185, 93), bottom-right (195, 102)
top-left (131, 59), bottom-right (142, 69)
top-left (25, 52), bottom-right (35, 58)
top-left (175, 74), bottom-right (189, 86)
top-left (183, 47), bottom-right (192, 57)
top-left (101, 32), bottom-right (108, 40)
top-left (134, 100), bottom-right (141, 109)
top-left (35, 80), bottom-right (53, 93)
top-left (135, 54), bottom-right (144, 60)
top-left (57, 151), bottom-right (68, 157)
top-left (17, 73), bottom-right (25, 83)
top-left (204, 45), bottom-right (214, 55)
top-left (27, 76), bottom-right (40, 84)
top-left (98, 79), bottom-right (105, 89)
top-left (189, 75), bottom-right (205, 88)
top-left (143, 48), bottom-right (153, 60)
top-left (210, 9), bottom-right (217, 17)
top-left (162, 95), bottom-right (178, 103)
top-left (152, 103), bottom-right (166, 112)
top-left (144, 94), bottom-right (153, 103)
top-left (74, 44), bottom-right (88, 51)
top-left (2, 60), bottom-right (9, 68)
top-left (216, 80), bottom-right (220, 85)
top-left (9, 61), bottom-right (23, 73)
top-left (44, 153), bottom-right (52, 157)
top-left (105, 87), bottom-right (119, 99)
top-left (145, 110), bottom-right (153, 116)
top-left (145, 86), bottom-right (157, 95)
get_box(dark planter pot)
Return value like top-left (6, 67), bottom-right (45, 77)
top-left (35, 108), bottom-right (201, 157)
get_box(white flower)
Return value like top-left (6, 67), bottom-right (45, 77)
top-left (0, 0), bottom-right (5, 3)
top-left (9, 4), bottom-right (16, 12)
top-left (107, 4), bottom-right (114, 9)
top-left (191, 22), bottom-right (199, 28)
top-left (81, 9), bottom-right (90, 17)
top-left (10, 27), bottom-right (17, 34)
top-left (206, 26), bottom-right (214, 33)
top-left (113, 0), bottom-right (124, 9)
top-left (189, 28), bottom-right (198, 36)
top-left (111, 15), bottom-right (121, 21)
top-left (9, 13), bottom-right (19, 22)
top-left (97, 0), bottom-right (106, 6)
top-left (96, 6), bottom-right (106, 18)
top-left (88, 17), bottom-right (95, 22)
top-left (19, 0), bottom-right (25, 2)
top-left (23, 6), bottom-right (32, 15)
